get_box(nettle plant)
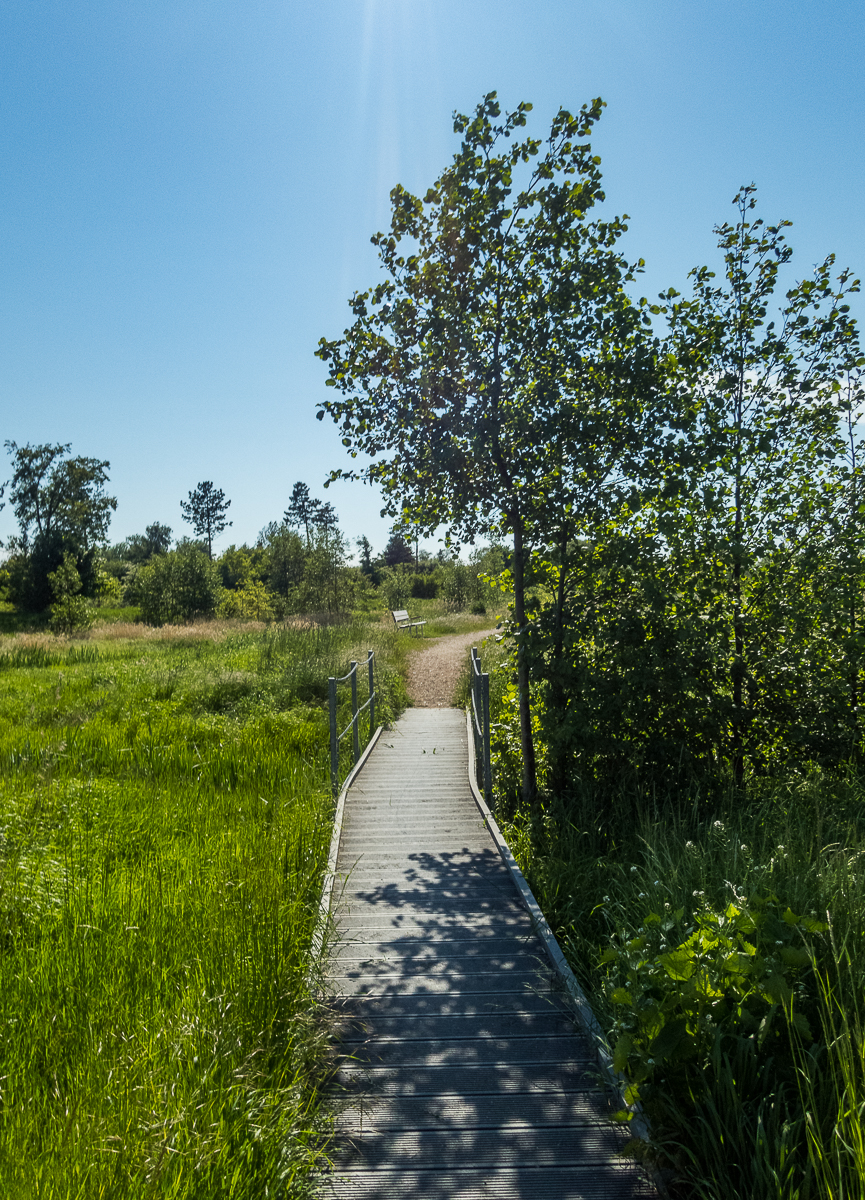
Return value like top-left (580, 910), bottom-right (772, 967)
top-left (600, 889), bottom-right (827, 1111)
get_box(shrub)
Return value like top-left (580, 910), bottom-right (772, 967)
top-left (217, 578), bottom-right (275, 620)
top-left (380, 565), bottom-right (412, 610)
top-left (441, 561), bottom-right (470, 610)
top-left (411, 573), bottom-right (438, 599)
top-left (601, 892), bottom-right (824, 1113)
top-left (47, 553), bottom-right (96, 634)
top-left (94, 568), bottom-right (124, 607)
top-left (138, 544), bottom-right (222, 625)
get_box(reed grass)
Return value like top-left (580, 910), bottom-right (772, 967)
top-left (0, 619), bottom-right (407, 1198)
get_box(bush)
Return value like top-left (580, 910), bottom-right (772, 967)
top-left (441, 561), bottom-right (469, 610)
top-left (411, 573), bottom-right (438, 599)
top-left (217, 578), bottom-right (275, 620)
top-left (94, 568), bottom-right (124, 607)
top-left (7, 534), bottom-right (99, 613)
top-left (601, 892), bottom-right (823, 1113)
top-left (380, 565), bottom-right (412, 610)
top-left (138, 544), bottom-right (222, 625)
top-left (47, 553), bottom-right (96, 634)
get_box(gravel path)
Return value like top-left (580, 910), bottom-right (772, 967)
top-left (406, 628), bottom-right (497, 708)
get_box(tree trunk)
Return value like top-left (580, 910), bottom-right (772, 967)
top-left (731, 424), bottom-right (745, 788)
top-left (511, 514), bottom-right (537, 805)
top-left (548, 532), bottom-right (570, 795)
top-left (732, 563), bottom-right (744, 788)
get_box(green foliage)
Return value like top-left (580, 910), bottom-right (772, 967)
top-left (656, 186), bottom-right (863, 784)
top-left (380, 564), bottom-right (412, 611)
top-left (384, 529), bottom-right (413, 567)
top-left (602, 892), bottom-right (825, 1110)
top-left (217, 576), bottom-right (275, 620)
top-left (116, 521), bottom-right (173, 564)
top-left (1, 441), bottom-right (116, 612)
top-left (254, 521), bottom-right (356, 615)
top-left (260, 522), bottom-right (306, 597)
top-left (440, 559), bottom-right (470, 611)
top-left (317, 92), bottom-right (663, 802)
top-left (472, 185), bottom-right (865, 800)
top-left (0, 619), bottom-right (408, 1195)
top-left (47, 552), bottom-right (96, 634)
top-left (137, 543), bottom-right (222, 625)
top-left (217, 542), bottom-right (265, 590)
top-left (491, 750), bottom-right (865, 1196)
top-left (94, 564), bottom-right (124, 606)
top-left (411, 573), bottom-right (438, 599)
top-left (2, 440), bottom-right (116, 551)
top-left (790, 942), bottom-right (865, 1195)
top-left (179, 481), bottom-right (232, 558)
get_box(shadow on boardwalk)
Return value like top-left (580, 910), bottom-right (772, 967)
top-left (322, 708), bottom-right (654, 1199)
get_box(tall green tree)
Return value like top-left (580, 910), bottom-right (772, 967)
top-left (355, 535), bottom-right (375, 576)
top-left (317, 93), bottom-right (660, 802)
top-left (384, 528), bottom-right (413, 567)
top-left (180, 482), bottom-right (232, 559)
top-left (817, 363), bottom-right (865, 750)
top-left (311, 500), bottom-right (338, 536)
top-left (1, 441), bottom-right (117, 610)
top-left (284, 481), bottom-right (334, 548)
top-left (662, 186), bottom-right (862, 782)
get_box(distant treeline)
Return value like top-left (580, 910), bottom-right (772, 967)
top-left (0, 445), bottom-right (503, 629)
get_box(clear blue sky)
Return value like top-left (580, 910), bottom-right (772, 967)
top-left (1, 0), bottom-right (863, 558)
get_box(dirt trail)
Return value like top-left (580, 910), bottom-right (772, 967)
top-left (405, 628), bottom-right (497, 708)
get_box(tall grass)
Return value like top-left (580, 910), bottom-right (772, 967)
top-left (0, 619), bottom-right (407, 1198)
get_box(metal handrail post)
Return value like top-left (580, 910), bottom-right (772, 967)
top-left (328, 676), bottom-right (339, 798)
top-left (367, 650), bottom-right (375, 733)
top-left (350, 661), bottom-right (359, 764)
top-left (482, 669), bottom-right (492, 802)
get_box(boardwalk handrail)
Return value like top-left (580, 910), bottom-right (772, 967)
top-left (328, 650), bottom-right (376, 798)
top-left (469, 646), bottom-right (492, 803)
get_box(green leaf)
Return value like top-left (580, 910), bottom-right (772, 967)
top-left (649, 1017), bottom-right (689, 1061)
top-left (659, 949), bottom-right (695, 981)
top-left (623, 1082), bottom-right (641, 1107)
top-left (613, 1033), bottom-right (633, 1073)
top-left (761, 973), bottom-right (792, 1006)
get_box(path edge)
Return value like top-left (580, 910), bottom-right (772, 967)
top-left (465, 709), bottom-right (652, 1147)
top-left (315, 724), bottom-right (384, 947)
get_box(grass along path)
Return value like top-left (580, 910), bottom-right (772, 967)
top-left (0, 619), bottom-right (407, 1199)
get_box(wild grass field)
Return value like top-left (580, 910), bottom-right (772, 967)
top-left (0, 617), bottom-right (407, 1199)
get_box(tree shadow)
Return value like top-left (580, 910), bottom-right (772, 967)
top-left (323, 848), bottom-right (651, 1198)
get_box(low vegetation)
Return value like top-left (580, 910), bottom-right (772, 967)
top-left (0, 617), bottom-right (407, 1198)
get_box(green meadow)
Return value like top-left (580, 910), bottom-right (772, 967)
top-left (0, 619), bottom-right (407, 1199)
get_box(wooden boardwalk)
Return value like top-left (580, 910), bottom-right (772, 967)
top-left (323, 708), bottom-right (654, 1199)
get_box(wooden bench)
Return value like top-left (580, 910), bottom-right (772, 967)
top-left (391, 608), bottom-right (427, 636)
